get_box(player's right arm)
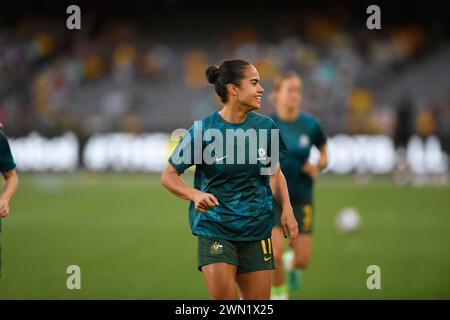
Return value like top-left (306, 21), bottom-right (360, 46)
top-left (161, 164), bottom-right (218, 213)
top-left (302, 144), bottom-right (328, 177)
top-left (0, 169), bottom-right (18, 218)
top-left (270, 163), bottom-right (298, 248)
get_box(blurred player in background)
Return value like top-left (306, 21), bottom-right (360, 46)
top-left (392, 93), bottom-right (414, 185)
top-left (270, 72), bottom-right (328, 300)
top-left (161, 60), bottom-right (298, 300)
top-left (0, 125), bottom-right (19, 277)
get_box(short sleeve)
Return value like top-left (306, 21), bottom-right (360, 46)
top-left (270, 121), bottom-right (288, 160)
top-left (168, 125), bottom-right (196, 174)
top-left (0, 132), bottom-right (16, 173)
top-left (312, 120), bottom-right (327, 149)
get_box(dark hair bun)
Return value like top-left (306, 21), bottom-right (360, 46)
top-left (205, 65), bottom-right (220, 84)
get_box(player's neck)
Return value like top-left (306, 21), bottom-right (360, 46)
top-left (277, 106), bottom-right (300, 122)
top-left (220, 104), bottom-right (249, 124)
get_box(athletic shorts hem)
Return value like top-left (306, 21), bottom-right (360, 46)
top-left (236, 264), bottom-right (275, 275)
top-left (197, 261), bottom-right (239, 272)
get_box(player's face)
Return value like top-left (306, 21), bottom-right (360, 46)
top-left (235, 65), bottom-right (264, 110)
top-left (276, 76), bottom-right (302, 111)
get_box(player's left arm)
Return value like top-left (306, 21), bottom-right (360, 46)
top-left (303, 120), bottom-right (329, 177)
top-left (316, 144), bottom-right (328, 171)
top-left (303, 144), bottom-right (328, 177)
top-left (270, 164), bottom-right (299, 248)
top-left (0, 169), bottom-right (19, 217)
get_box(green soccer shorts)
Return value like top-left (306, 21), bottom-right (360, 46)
top-left (274, 198), bottom-right (314, 234)
top-left (197, 235), bottom-right (275, 275)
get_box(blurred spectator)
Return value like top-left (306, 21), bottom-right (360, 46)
top-left (415, 109), bottom-right (437, 138)
top-left (347, 88), bottom-right (375, 133)
top-left (0, 1), bottom-right (447, 139)
top-left (394, 95), bottom-right (414, 149)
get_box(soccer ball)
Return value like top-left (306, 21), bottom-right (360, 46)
top-left (335, 207), bottom-right (361, 234)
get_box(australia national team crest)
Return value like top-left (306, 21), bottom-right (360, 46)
top-left (257, 148), bottom-right (266, 160)
top-left (210, 242), bottom-right (223, 254)
top-left (299, 134), bottom-right (310, 147)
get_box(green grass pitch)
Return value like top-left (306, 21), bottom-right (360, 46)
top-left (0, 173), bottom-right (449, 299)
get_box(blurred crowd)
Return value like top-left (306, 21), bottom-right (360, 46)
top-left (0, 2), bottom-right (449, 151)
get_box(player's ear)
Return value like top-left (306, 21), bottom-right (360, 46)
top-left (226, 83), bottom-right (238, 97)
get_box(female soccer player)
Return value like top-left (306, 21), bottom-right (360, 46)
top-left (269, 72), bottom-right (328, 300)
top-left (161, 60), bottom-right (299, 300)
top-left (0, 126), bottom-right (19, 277)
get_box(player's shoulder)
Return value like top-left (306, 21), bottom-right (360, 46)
top-left (188, 110), bottom-right (220, 130)
top-left (249, 111), bottom-right (277, 128)
top-left (200, 110), bottom-right (219, 122)
top-left (0, 129), bottom-right (8, 141)
top-left (268, 112), bottom-right (279, 123)
top-left (0, 129), bottom-right (11, 150)
top-left (300, 112), bottom-right (321, 126)
top-left (300, 112), bottom-right (317, 121)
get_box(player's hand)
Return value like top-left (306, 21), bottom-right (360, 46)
top-left (302, 161), bottom-right (319, 178)
top-left (0, 199), bottom-right (10, 217)
top-left (192, 191), bottom-right (219, 213)
top-left (281, 206), bottom-right (299, 248)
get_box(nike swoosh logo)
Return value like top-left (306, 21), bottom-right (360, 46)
top-left (215, 155), bottom-right (228, 162)
top-left (264, 256), bottom-right (272, 261)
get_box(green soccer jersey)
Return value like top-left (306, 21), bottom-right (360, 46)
top-left (270, 113), bottom-right (327, 204)
top-left (0, 131), bottom-right (16, 233)
top-left (168, 111), bottom-right (287, 241)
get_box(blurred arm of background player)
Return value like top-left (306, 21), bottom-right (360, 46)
top-left (0, 169), bottom-right (18, 217)
top-left (302, 145), bottom-right (328, 178)
top-left (270, 164), bottom-right (299, 248)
